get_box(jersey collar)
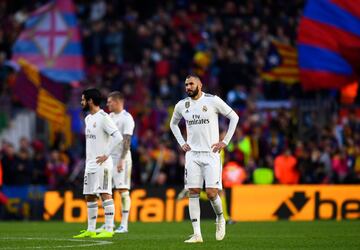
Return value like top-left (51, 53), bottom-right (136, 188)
top-left (113, 109), bottom-right (125, 115)
top-left (91, 109), bottom-right (103, 116)
top-left (191, 92), bottom-right (204, 102)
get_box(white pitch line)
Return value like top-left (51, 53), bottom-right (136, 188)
top-left (0, 237), bottom-right (113, 249)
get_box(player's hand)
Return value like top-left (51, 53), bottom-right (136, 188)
top-left (96, 155), bottom-right (108, 165)
top-left (211, 141), bottom-right (226, 153)
top-left (117, 159), bottom-right (125, 172)
top-left (181, 143), bottom-right (191, 152)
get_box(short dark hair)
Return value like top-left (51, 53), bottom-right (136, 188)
top-left (185, 74), bottom-right (200, 81)
top-left (108, 91), bottom-right (124, 100)
top-left (82, 88), bottom-right (102, 106)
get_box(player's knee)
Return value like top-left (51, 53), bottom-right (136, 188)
top-left (189, 188), bottom-right (201, 195)
top-left (100, 193), bottom-right (112, 201)
top-left (206, 189), bottom-right (218, 200)
top-left (85, 195), bottom-right (97, 202)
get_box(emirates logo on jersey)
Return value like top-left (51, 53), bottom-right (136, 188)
top-left (186, 114), bottom-right (210, 125)
top-left (93, 122), bottom-right (96, 128)
top-left (86, 128), bottom-right (96, 139)
top-left (86, 134), bottom-right (96, 139)
top-left (202, 106), bottom-right (208, 112)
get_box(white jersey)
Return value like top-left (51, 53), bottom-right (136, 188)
top-left (109, 110), bottom-right (135, 158)
top-left (172, 92), bottom-right (234, 152)
top-left (85, 109), bottom-right (119, 173)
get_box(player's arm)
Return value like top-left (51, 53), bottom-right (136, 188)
top-left (170, 103), bottom-right (191, 152)
top-left (117, 115), bottom-right (135, 172)
top-left (117, 134), bottom-right (131, 172)
top-left (120, 135), bottom-right (131, 160)
top-left (211, 96), bottom-right (239, 153)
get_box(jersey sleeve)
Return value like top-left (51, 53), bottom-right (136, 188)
top-left (103, 114), bottom-right (118, 135)
top-left (171, 102), bottom-right (183, 124)
top-left (123, 114), bottom-right (135, 135)
top-left (84, 115), bottom-right (89, 131)
top-left (170, 102), bottom-right (186, 146)
top-left (214, 95), bottom-right (234, 117)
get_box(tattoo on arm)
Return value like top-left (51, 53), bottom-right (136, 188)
top-left (120, 134), bottom-right (131, 160)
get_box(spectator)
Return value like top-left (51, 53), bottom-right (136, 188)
top-left (331, 149), bottom-right (349, 183)
top-left (19, 137), bottom-right (33, 157)
top-left (226, 84), bottom-right (248, 109)
top-left (1, 143), bottom-right (17, 185)
top-left (13, 148), bottom-right (32, 185)
top-left (223, 160), bottom-right (247, 187)
top-left (45, 150), bottom-right (69, 189)
top-left (32, 147), bottom-right (47, 185)
top-left (274, 148), bottom-right (299, 184)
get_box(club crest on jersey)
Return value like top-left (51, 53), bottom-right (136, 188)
top-left (202, 106), bottom-right (208, 112)
top-left (93, 122), bottom-right (96, 128)
top-left (185, 101), bottom-right (190, 109)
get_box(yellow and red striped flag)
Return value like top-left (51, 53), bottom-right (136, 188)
top-left (261, 41), bottom-right (299, 84)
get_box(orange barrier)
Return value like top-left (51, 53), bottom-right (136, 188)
top-left (231, 185), bottom-right (360, 221)
top-left (42, 185), bottom-right (360, 222)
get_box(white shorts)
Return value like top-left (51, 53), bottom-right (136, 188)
top-left (112, 156), bottom-right (132, 190)
top-left (83, 164), bottom-right (113, 195)
top-left (184, 151), bottom-right (222, 190)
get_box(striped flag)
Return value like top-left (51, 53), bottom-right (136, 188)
top-left (13, 59), bottom-right (67, 125)
top-left (261, 41), bottom-right (299, 84)
top-left (12, 59), bottom-right (73, 147)
top-left (37, 88), bottom-right (67, 124)
top-left (297, 0), bottom-right (360, 90)
top-left (12, 0), bottom-right (84, 83)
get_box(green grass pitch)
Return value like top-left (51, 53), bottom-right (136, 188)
top-left (0, 221), bottom-right (359, 249)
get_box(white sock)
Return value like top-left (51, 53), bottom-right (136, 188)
top-left (189, 193), bottom-right (201, 235)
top-left (103, 199), bottom-right (115, 232)
top-left (210, 195), bottom-right (224, 222)
top-left (121, 191), bottom-right (131, 229)
top-left (87, 201), bottom-right (98, 232)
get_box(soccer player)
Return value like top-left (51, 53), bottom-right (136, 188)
top-left (96, 91), bottom-right (135, 233)
top-left (73, 88), bottom-right (123, 239)
top-left (170, 75), bottom-right (239, 243)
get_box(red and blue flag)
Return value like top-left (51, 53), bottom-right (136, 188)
top-left (297, 0), bottom-right (360, 90)
top-left (12, 0), bottom-right (84, 83)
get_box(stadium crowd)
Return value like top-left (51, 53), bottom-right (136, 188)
top-left (1, 0), bottom-right (360, 191)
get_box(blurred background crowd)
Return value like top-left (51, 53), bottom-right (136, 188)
top-left (1, 0), bottom-right (360, 191)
